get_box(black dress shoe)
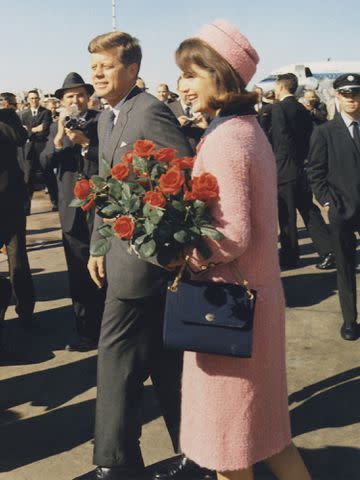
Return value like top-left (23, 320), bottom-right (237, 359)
top-left (65, 336), bottom-right (98, 352)
top-left (152, 455), bottom-right (213, 479)
top-left (316, 253), bottom-right (336, 270)
top-left (92, 466), bottom-right (148, 480)
top-left (340, 323), bottom-right (359, 341)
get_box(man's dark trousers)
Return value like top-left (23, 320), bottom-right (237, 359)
top-left (278, 173), bottom-right (332, 264)
top-left (93, 290), bottom-right (182, 469)
top-left (62, 213), bottom-right (105, 341)
top-left (329, 212), bottom-right (359, 328)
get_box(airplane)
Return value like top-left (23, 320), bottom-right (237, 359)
top-left (255, 61), bottom-right (360, 95)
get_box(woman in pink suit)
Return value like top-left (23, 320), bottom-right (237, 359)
top-left (175, 20), bottom-right (311, 480)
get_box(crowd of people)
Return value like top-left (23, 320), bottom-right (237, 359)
top-left (0, 17), bottom-right (359, 480)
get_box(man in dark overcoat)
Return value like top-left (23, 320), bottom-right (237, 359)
top-left (41, 73), bottom-right (105, 351)
top-left (308, 73), bottom-right (360, 340)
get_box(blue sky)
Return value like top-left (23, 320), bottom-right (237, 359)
top-left (1, 0), bottom-right (359, 96)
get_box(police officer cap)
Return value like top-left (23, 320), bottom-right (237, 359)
top-left (333, 73), bottom-right (360, 93)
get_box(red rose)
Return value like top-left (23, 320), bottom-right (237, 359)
top-left (133, 139), bottom-right (156, 158)
top-left (74, 178), bottom-right (92, 200)
top-left (144, 190), bottom-right (166, 208)
top-left (191, 173), bottom-right (219, 203)
top-left (154, 147), bottom-right (178, 163)
top-left (171, 156), bottom-right (194, 170)
top-left (159, 166), bottom-right (185, 195)
top-left (81, 196), bottom-right (95, 212)
top-left (122, 151), bottom-right (134, 165)
top-left (111, 162), bottom-right (130, 180)
top-left (114, 216), bottom-right (135, 240)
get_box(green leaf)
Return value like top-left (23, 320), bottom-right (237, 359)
top-left (129, 182), bottom-right (146, 195)
top-left (108, 179), bottom-right (123, 198)
top-left (150, 163), bottom-right (166, 181)
top-left (144, 219), bottom-right (155, 235)
top-left (122, 182), bottom-right (131, 200)
top-left (98, 224), bottom-right (114, 239)
top-left (174, 230), bottom-right (190, 244)
top-left (90, 238), bottom-right (111, 257)
top-left (101, 158), bottom-right (111, 178)
top-left (128, 196), bottom-right (141, 214)
top-left (149, 208), bottom-right (164, 225)
top-left (171, 200), bottom-right (185, 213)
top-left (139, 239), bottom-right (156, 258)
top-left (200, 226), bottom-right (224, 241)
top-left (91, 175), bottom-right (106, 188)
top-left (69, 198), bottom-right (87, 208)
top-left (134, 234), bottom-right (148, 246)
top-left (99, 203), bottom-right (123, 218)
top-left (143, 202), bottom-right (151, 216)
top-left (189, 226), bottom-right (201, 242)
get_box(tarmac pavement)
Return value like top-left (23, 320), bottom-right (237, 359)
top-left (0, 191), bottom-right (359, 480)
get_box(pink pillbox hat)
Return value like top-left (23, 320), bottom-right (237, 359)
top-left (195, 19), bottom-right (259, 86)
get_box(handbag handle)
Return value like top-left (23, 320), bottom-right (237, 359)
top-left (169, 256), bottom-right (254, 300)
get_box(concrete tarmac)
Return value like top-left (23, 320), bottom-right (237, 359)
top-left (0, 192), bottom-right (359, 480)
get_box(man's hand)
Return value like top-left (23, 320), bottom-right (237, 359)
top-left (88, 255), bottom-right (106, 289)
top-left (31, 123), bottom-right (44, 133)
top-left (177, 115), bottom-right (192, 127)
top-left (65, 128), bottom-right (90, 147)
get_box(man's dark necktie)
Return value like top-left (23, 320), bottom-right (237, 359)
top-left (351, 121), bottom-right (360, 151)
top-left (185, 106), bottom-right (191, 117)
top-left (103, 109), bottom-right (115, 145)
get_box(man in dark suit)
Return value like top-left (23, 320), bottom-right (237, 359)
top-left (22, 90), bottom-right (58, 213)
top-left (41, 73), bottom-right (105, 352)
top-left (308, 74), bottom-right (360, 341)
top-left (87, 32), bottom-right (195, 480)
top-left (271, 73), bottom-right (334, 269)
top-left (0, 107), bottom-right (35, 331)
top-left (168, 77), bottom-right (208, 150)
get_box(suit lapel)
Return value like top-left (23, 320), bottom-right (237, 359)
top-left (333, 115), bottom-right (360, 156)
top-left (107, 88), bottom-right (141, 166)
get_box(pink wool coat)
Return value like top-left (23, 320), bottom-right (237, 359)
top-left (180, 115), bottom-right (292, 471)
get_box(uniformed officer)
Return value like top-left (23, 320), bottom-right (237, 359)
top-left (308, 73), bottom-right (360, 340)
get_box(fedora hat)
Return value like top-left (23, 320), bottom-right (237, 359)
top-left (55, 72), bottom-right (94, 99)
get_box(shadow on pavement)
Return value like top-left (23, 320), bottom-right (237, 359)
top-left (27, 227), bottom-right (61, 235)
top-left (3, 304), bottom-right (73, 363)
top-left (289, 367), bottom-right (360, 438)
top-left (31, 269), bottom-right (70, 302)
top-left (282, 270), bottom-right (337, 307)
top-left (26, 239), bottom-right (63, 252)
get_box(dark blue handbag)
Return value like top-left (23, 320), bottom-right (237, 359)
top-left (163, 264), bottom-right (256, 358)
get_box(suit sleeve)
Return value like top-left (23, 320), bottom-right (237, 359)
top-left (41, 109), bottom-right (52, 139)
top-left (270, 103), bottom-right (287, 154)
top-left (307, 126), bottom-right (330, 206)
top-left (188, 129), bottom-right (251, 268)
top-left (140, 101), bottom-right (194, 157)
top-left (0, 110), bottom-right (28, 146)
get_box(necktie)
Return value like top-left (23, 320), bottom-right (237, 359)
top-left (351, 121), bottom-right (360, 151)
top-left (185, 106), bottom-right (191, 117)
top-left (32, 110), bottom-right (37, 117)
top-left (102, 109), bottom-right (115, 158)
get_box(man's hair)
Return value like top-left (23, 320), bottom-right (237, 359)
top-left (27, 89), bottom-right (40, 99)
top-left (0, 92), bottom-right (17, 106)
top-left (157, 83), bottom-right (169, 91)
top-left (276, 73), bottom-right (298, 94)
top-left (88, 31), bottom-right (142, 69)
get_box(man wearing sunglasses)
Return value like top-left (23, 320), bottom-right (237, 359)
top-left (308, 73), bottom-right (360, 341)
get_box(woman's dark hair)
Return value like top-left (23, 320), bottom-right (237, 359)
top-left (175, 38), bottom-right (257, 113)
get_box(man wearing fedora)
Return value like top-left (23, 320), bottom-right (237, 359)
top-left (86, 32), bottom-right (196, 480)
top-left (308, 73), bottom-right (360, 341)
top-left (41, 72), bottom-right (105, 352)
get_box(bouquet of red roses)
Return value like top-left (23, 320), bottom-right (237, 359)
top-left (71, 139), bottom-right (223, 266)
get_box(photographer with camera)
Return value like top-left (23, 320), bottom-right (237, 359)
top-left (301, 90), bottom-right (328, 125)
top-left (41, 72), bottom-right (105, 352)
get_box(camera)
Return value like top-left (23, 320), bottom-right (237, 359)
top-left (64, 115), bottom-right (86, 130)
